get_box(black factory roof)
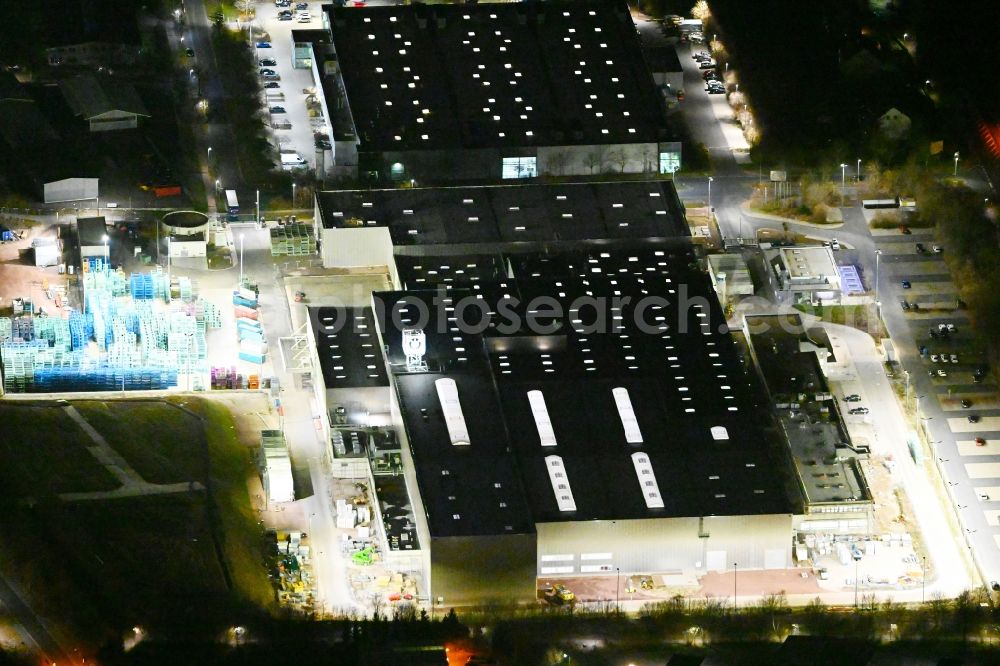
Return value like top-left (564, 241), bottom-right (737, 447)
top-left (316, 180), bottom-right (687, 246)
top-left (372, 247), bottom-right (795, 537)
top-left (324, 0), bottom-right (670, 151)
top-left (309, 306), bottom-right (390, 389)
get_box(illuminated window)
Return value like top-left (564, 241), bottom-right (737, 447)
top-left (502, 156), bottom-right (537, 179)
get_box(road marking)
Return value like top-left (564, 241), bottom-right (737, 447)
top-left (948, 416), bottom-right (1000, 433)
top-left (985, 511), bottom-right (1000, 526)
top-left (937, 394), bottom-right (1000, 411)
top-left (964, 463), bottom-right (1000, 479)
top-left (958, 440), bottom-right (1000, 456)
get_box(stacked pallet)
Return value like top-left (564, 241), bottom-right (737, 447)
top-left (270, 223), bottom-right (316, 256)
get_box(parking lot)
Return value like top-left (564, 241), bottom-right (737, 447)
top-left (871, 215), bottom-right (1000, 582)
top-left (250, 1), bottom-right (330, 172)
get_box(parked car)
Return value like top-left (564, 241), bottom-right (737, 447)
top-left (831, 238), bottom-right (841, 250)
top-left (693, 51), bottom-right (711, 60)
top-left (976, 437), bottom-right (987, 446)
top-left (951, 354), bottom-right (959, 363)
top-left (938, 369), bottom-right (948, 377)
top-left (297, 11), bottom-right (312, 21)
top-left (261, 72), bottom-right (280, 80)
top-left (278, 12), bottom-right (292, 20)
top-left (185, 47), bottom-right (195, 57)
top-left (933, 245), bottom-right (944, 253)
top-left (919, 345), bottom-right (928, 356)
top-left (843, 394), bottom-right (861, 402)
top-left (849, 407), bottom-right (870, 415)
top-left (968, 414), bottom-right (980, 423)
top-left (255, 42), bottom-right (272, 48)
top-left (901, 300), bottom-right (910, 310)
top-left (263, 81), bottom-right (281, 89)
top-left (698, 59), bottom-right (716, 69)
top-left (901, 280), bottom-right (911, 289)
top-left (973, 375), bottom-right (983, 384)
top-left (296, 2), bottom-right (309, 8)
top-left (961, 399), bottom-right (973, 409)
top-left (259, 58), bottom-right (277, 66)
top-left (916, 243), bottom-right (926, 253)
top-left (928, 370), bottom-right (936, 377)
top-left (930, 354), bottom-right (940, 363)
top-left (316, 137), bottom-right (332, 150)
top-left (706, 84), bottom-right (725, 94)
top-left (947, 323), bottom-right (957, 333)
top-left (259, 68), bottom-right (277, 76)
top-left (269, 106), bottom-right (286, 113)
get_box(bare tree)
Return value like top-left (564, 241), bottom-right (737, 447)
top-left (583, 150), bottom-right (603, 175)
top-left (607, 148), bottom-right (628, 174)
top-left (546, 150), bottom-right (570, 176)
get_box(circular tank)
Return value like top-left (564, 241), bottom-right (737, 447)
top-left (161, 210), bottom-right (209, 237)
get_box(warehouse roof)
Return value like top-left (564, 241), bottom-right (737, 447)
top-left (374, 247), bottom-right (795, 536)
top-left (324, 0), bottom-right (670, 151)
top-left (644, 45), bottom-right (683, 73)
top-left (60, 74), bottom-right (149, 120)
top-left (309, 306), bottom-right (390, 389)
top-left (317, 181), bottom-right (687, 246)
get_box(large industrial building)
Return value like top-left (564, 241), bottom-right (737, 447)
top-left (314, 0), bottom-right (681, 182)
top-left (302, 177), bottom-right (806, 605)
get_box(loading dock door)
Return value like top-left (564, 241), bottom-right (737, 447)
top-left (706, 550), bottom-right (727, 572)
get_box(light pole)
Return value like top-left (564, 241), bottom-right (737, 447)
top-left (208, 146), bottom-right (213, 163)
top-left (954, 151), bottom-right (960, 177)
top-left (255, 189), bottom-right (260, 225)
top-left (874, 249), bottom-right (882, 305)
top-left (840, 163), bottom-right (847, 200)
top-left (921, 556), bottom-right (926, 604)
top-left (854, 558), bottom-right (859, 607)
top-left (616, 567), bottom-right (621, 612)
top-left (733, 562), bottom-right (738, 611)
top-left (856, 158), bottom-right (861, 181)
top-left (707, 176), bottom-right (713, 213)
top-left (239, 233), bottom-right (245, 288)
top-left (102, 234), bottom-right (109, 268)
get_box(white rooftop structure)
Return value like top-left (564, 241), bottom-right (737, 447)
top-left (544, 454), bottom-right (577, 512)
top-left (630, 452), bottom-right (664, 509)
top-left (612, 386), bottom-right (643, 444)
top-left (527, 390), bottom-right (558, 447)
top-left (436, 377), bottom-right (471, 446)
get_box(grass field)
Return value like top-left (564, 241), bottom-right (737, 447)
top-left (0, 397), bottom-right (273, 647)
top-left (73, 400), bottom-right (205, 484)
top-left (0, 402), bottom-right (120, 497)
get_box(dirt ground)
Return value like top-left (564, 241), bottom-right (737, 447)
top-left (0, 221), bottom-right (71, 315)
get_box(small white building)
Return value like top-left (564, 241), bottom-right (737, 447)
top-left (772, 246), bottom-right (842, 303)
top-left (76, 216), bottom-right (109, 261)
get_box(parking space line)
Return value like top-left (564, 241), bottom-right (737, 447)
top-left (958, 440), bottom-right (1000, 456)
top-left (964, 463), bottom-right (1000, 479)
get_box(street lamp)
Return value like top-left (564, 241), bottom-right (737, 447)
top-left (857, 158), bottom-right (862, 181)
top-left (616, 567), bottom-right (621, 612)
top-left (292, 182), bottom-right (297, 208)
top-left (921, 556), bottom-right (927, 604)
top-left (840, 163), bottom-right (847, 200)
top-left (874, 249), bottom-right (882, 303)
top-left (733, 562), bottom-right (738, 611)
top-left (102, 234), bottom-right (109, 267)
top-left (707, 176), bottom-right (714, 213)
top-left (208, 146), bottom-right (213, 162)
top-left (954, 151), bottom-right (960, 177)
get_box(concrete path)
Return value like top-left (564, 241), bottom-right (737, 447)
top-left (58, 405), bottom-right (204, 502)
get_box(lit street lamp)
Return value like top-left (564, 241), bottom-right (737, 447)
top-left (840, 163), bottom-right (847, 200)
top-left (733, 562), bottom-right (738, 611)
top-left (208, 146), bottom-right (213, 162)
top-left (857, 158), bottom-right (861, 181)
top-left (292, 182), bottom-right (297, 208)
top-left (707, 176), bottom-right (713, 213)
top-left (954, 151), bottom-right (960, 177)
top-left (102, 234), bottom-right (109, 267)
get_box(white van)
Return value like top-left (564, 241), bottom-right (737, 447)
top-left (265, 91), bottom-right (285, 102)
top-left (280, 153), bottom-right (307, 168)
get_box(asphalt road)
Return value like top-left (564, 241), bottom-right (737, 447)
top-left (0, 573), bottom-right (75, 665)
